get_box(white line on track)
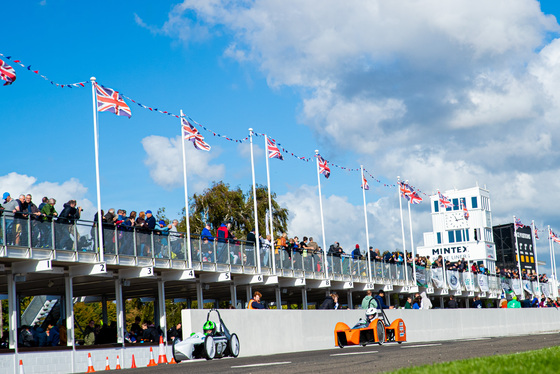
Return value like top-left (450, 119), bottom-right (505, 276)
top-left (330, 351), bottom-right (379, 357)
top-left (535, 331), bottom-right (559, 335)
top-left (457, 337), bottom-right (492, 342)
top-left (401, 343), bottom-right (442, 348)
top-left (231, 361), bottom-right (292, 369)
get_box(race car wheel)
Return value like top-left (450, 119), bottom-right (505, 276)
top-left (172, 338), bottom-right (182, 363)
top-left (376, 320), bottom-right (385, 345)
top-left (228, 333), bottom-right (240, 358)
top-left (204, 335), bottom-right (216, 360)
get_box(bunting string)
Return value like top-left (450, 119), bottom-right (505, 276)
top-left (0, 53), bottom-right (89, 88)
top-left (3, 51), bottom-right (425, 195)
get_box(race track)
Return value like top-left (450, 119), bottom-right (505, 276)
top-left (132, 332), bottom-right (560, 373)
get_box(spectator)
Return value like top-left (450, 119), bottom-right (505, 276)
top-left (169, 219), bottom-right (182, 258)
top-left (361, 290), bottom-right (377, 309)
top-left (83, 320), bottom-right (96, 345)
top-left (168, 323), bottom-right (182, 342)
top-left (145, 210), bottom-right (156, 230)
top-left (40, 198), bottom-right (57, 247)
top-left (319, 292), bottom-right (339, 310)
top-left (130, 317), bottom-right (142, 341)
top-left (38, 196), bottom-right (49, 211)
top-left (246, 229), bottom-right (257, 266)
top-left (412, 296), bottom-right (422, 309)
top-left (308, 237), bottom-right (319, 253)
top-left (247, 291), bottom-right (265, 309)
top-left (46, 323), bottom-right (60, 346)
top-left (18, 326), bottom-right (35, 347)
top-left (404, 296), bottom-right (412, 309)
top-left (260, 234), bottom-right (272, 267)
top-left (141, 321), bottom-right (160, 343)
top-left (472, 296), bottom-right (483, 309)
top-left (507, 295), bottom-right (521, 309)
top-left (421, 291), bottom-right (433, 309)
top-left (201, 223), bottom-right (214, 241)
top-left (352, 244), bottom-right (362, 260)
top-left (374, 290), bottom-right (393, 310)
top-left (57, 200), bottom-right (82, 250)
top-left (447, 295), bottom-right (458, 309)
top-left (216, 222), bottom-right (231, 263)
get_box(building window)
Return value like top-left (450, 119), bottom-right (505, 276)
top-left (455, 230), bottom-right (462, 242)
top-left (471, 196), bottom-right (478, 209)
top-left (453, 198), bottom-right (459, 211)
top-left (433, 200), bottom-right (439, 213)
top-left (437, 232), bottom-right (441, 244)
top-left (465, 229), bottom-right (469, 242)
top-left (448, 231), bottom-right (455, 243)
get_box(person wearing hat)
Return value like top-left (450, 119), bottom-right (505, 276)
top-left (352, 244), bottom-right (362, 260)
top-left (145, 210), bottom-right (156, 230)
top-left (507, 295), bottom-right (521, 308)
top-left (153, 219), bottom-right (170, 258)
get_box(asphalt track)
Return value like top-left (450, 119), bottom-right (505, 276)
top-left (131, 332), bottom-right (560, 373)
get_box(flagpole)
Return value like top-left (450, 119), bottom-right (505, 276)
top-left (397, 176), bottom-right (408, 283)
top-left (315, 150), bottom-right (329, 279)
top-left (180, 110), bottom-right (193, 268)
top-left (249, 129), bottom-right (261, 274)
top-left (531, 220), bottom-right (539, 282)
top-left (361, 166), bottom-right (372, 282)
top-left (548, 225), bottom-right (554, 281)
top-left (264, 135), bottom-right (276, 274)
top-left (552, 230), bottom-right (558, 283)
top-left (513, 216), bottom-right (523, 286)
top-left (406, 194), bottom-right (417, 286)
top-left (90, 77), bottom-right (104, 262)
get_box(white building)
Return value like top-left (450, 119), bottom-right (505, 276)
top-left (416, 186), bottom-right (497, 274)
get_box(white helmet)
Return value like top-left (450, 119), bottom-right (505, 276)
top-left (366, 307), bottom-right (377, 317)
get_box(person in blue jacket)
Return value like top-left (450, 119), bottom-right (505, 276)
top-left (374, 290), bottom-right (393, 309)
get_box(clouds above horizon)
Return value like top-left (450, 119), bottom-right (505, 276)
top-left (141, 135), bottom-right (226, 192)
top-left (134, 1), bottom-right (560, 274)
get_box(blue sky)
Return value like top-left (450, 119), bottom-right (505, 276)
top-left (3, 1), bottom-right (560, 275)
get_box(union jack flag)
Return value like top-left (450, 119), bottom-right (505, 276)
top-left (182, 117), bottom-right (210, 151)
top-left (438, 192), bottom-right (452, 209)
top-left (409, 191), bottom-right (423, 204)
top-left (461, 200), bottom-right (469, 220)
top-left (361, 176), bottom-right (369, 190)
top-left (535, 225), bottom-right (539, 240)
top-left (266, 137), bottom-right (283, 160)
top-left (317, 155), bottom-right (330, 178)
top-left (514, 218), bottom-right (524, 229)
top-left (95, 83), bottom-right (131, 118)
top-left (550, 229), bottom-right (560, 244)
top-left (399, 181), bottom-right (412, 201)
top-left (0, 58), bottom-right (16, 86)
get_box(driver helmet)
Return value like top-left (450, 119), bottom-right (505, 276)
top-left (203, 320), bottom-right (216, 335)
top-left (365, 307), bottom-right (377, 321)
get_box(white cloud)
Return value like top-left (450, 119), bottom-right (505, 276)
top-left (0, 172), bottom-right (94, 217)
top-left (141, 135), bottom-right (225, 191)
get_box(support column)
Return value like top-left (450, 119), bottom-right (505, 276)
top-left (230, 284), bottom-right (238, 309)
top-left (157, 280), bottom-right (167, 341)
top-left (101, 295), bottom-right (108, 326)
top-left (196, 281), bottom-right (204, 309)
top-left (302, 288), bottom-right (308, 310)
top-left (115, 279), bottom-right (124, 344)
top-left (7, 274), bottom-right (17, 349)
top-left (347, 291), bottom-right (353, 309)
top-left (64, 275), bottom-right (75, 374)
top-left (275, 287), bottom-right (282, 310)
top-left (440, 296), bottom-right (444, 309)
top-left (246, 286), bottom-right (252, 308)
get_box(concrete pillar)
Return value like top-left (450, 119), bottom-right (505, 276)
top-left (64, 275), bottom-right (75, 373)
top-left (157, 280), bottom-right (167, 341)
top-left (196, 281), bottom-right (203, 309)
top-left (275, 287), bottom-right (282, 310)
top-left (440, 296), bottom-right (445, 309)
top-left (246, 286), bottom-right (253, 308)
top-left (230, 284), bottom-right (237, 309)
top-left (7, 274), bottom-right (16, 349)
top-left (302, 288), bottom-right (308, 310)
top-left (101, 295), bottom-right (108, 326)
top-left (115, 279), bottom-right (124, 344)
top-left (347, 291), bottom-right (353, 309)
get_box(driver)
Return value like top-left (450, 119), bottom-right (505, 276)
top-left (352, 307), bottom-right (377, 329)
top-left (203, 321), bottom-right (216, 336)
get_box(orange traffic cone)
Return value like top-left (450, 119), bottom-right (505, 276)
top-left (19, 360), bottom-right (25, 374)
top-left (86, 352), bottom-right (95, 373)
top-left (115, 355), bottom-right (122, 370)
top-left (169, 356), bottom-right (177, 365)
top-left (104, 356), bottom-right (110, 370)
top-left (147, 347), bottom-right (158, 367)
top-left (130, 354), bottom-right (137, 369)
top-left (158, 336), bottom-right (168, 364)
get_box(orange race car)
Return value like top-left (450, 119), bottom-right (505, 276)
top-left (334, 307), bottom-right (406, 348)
